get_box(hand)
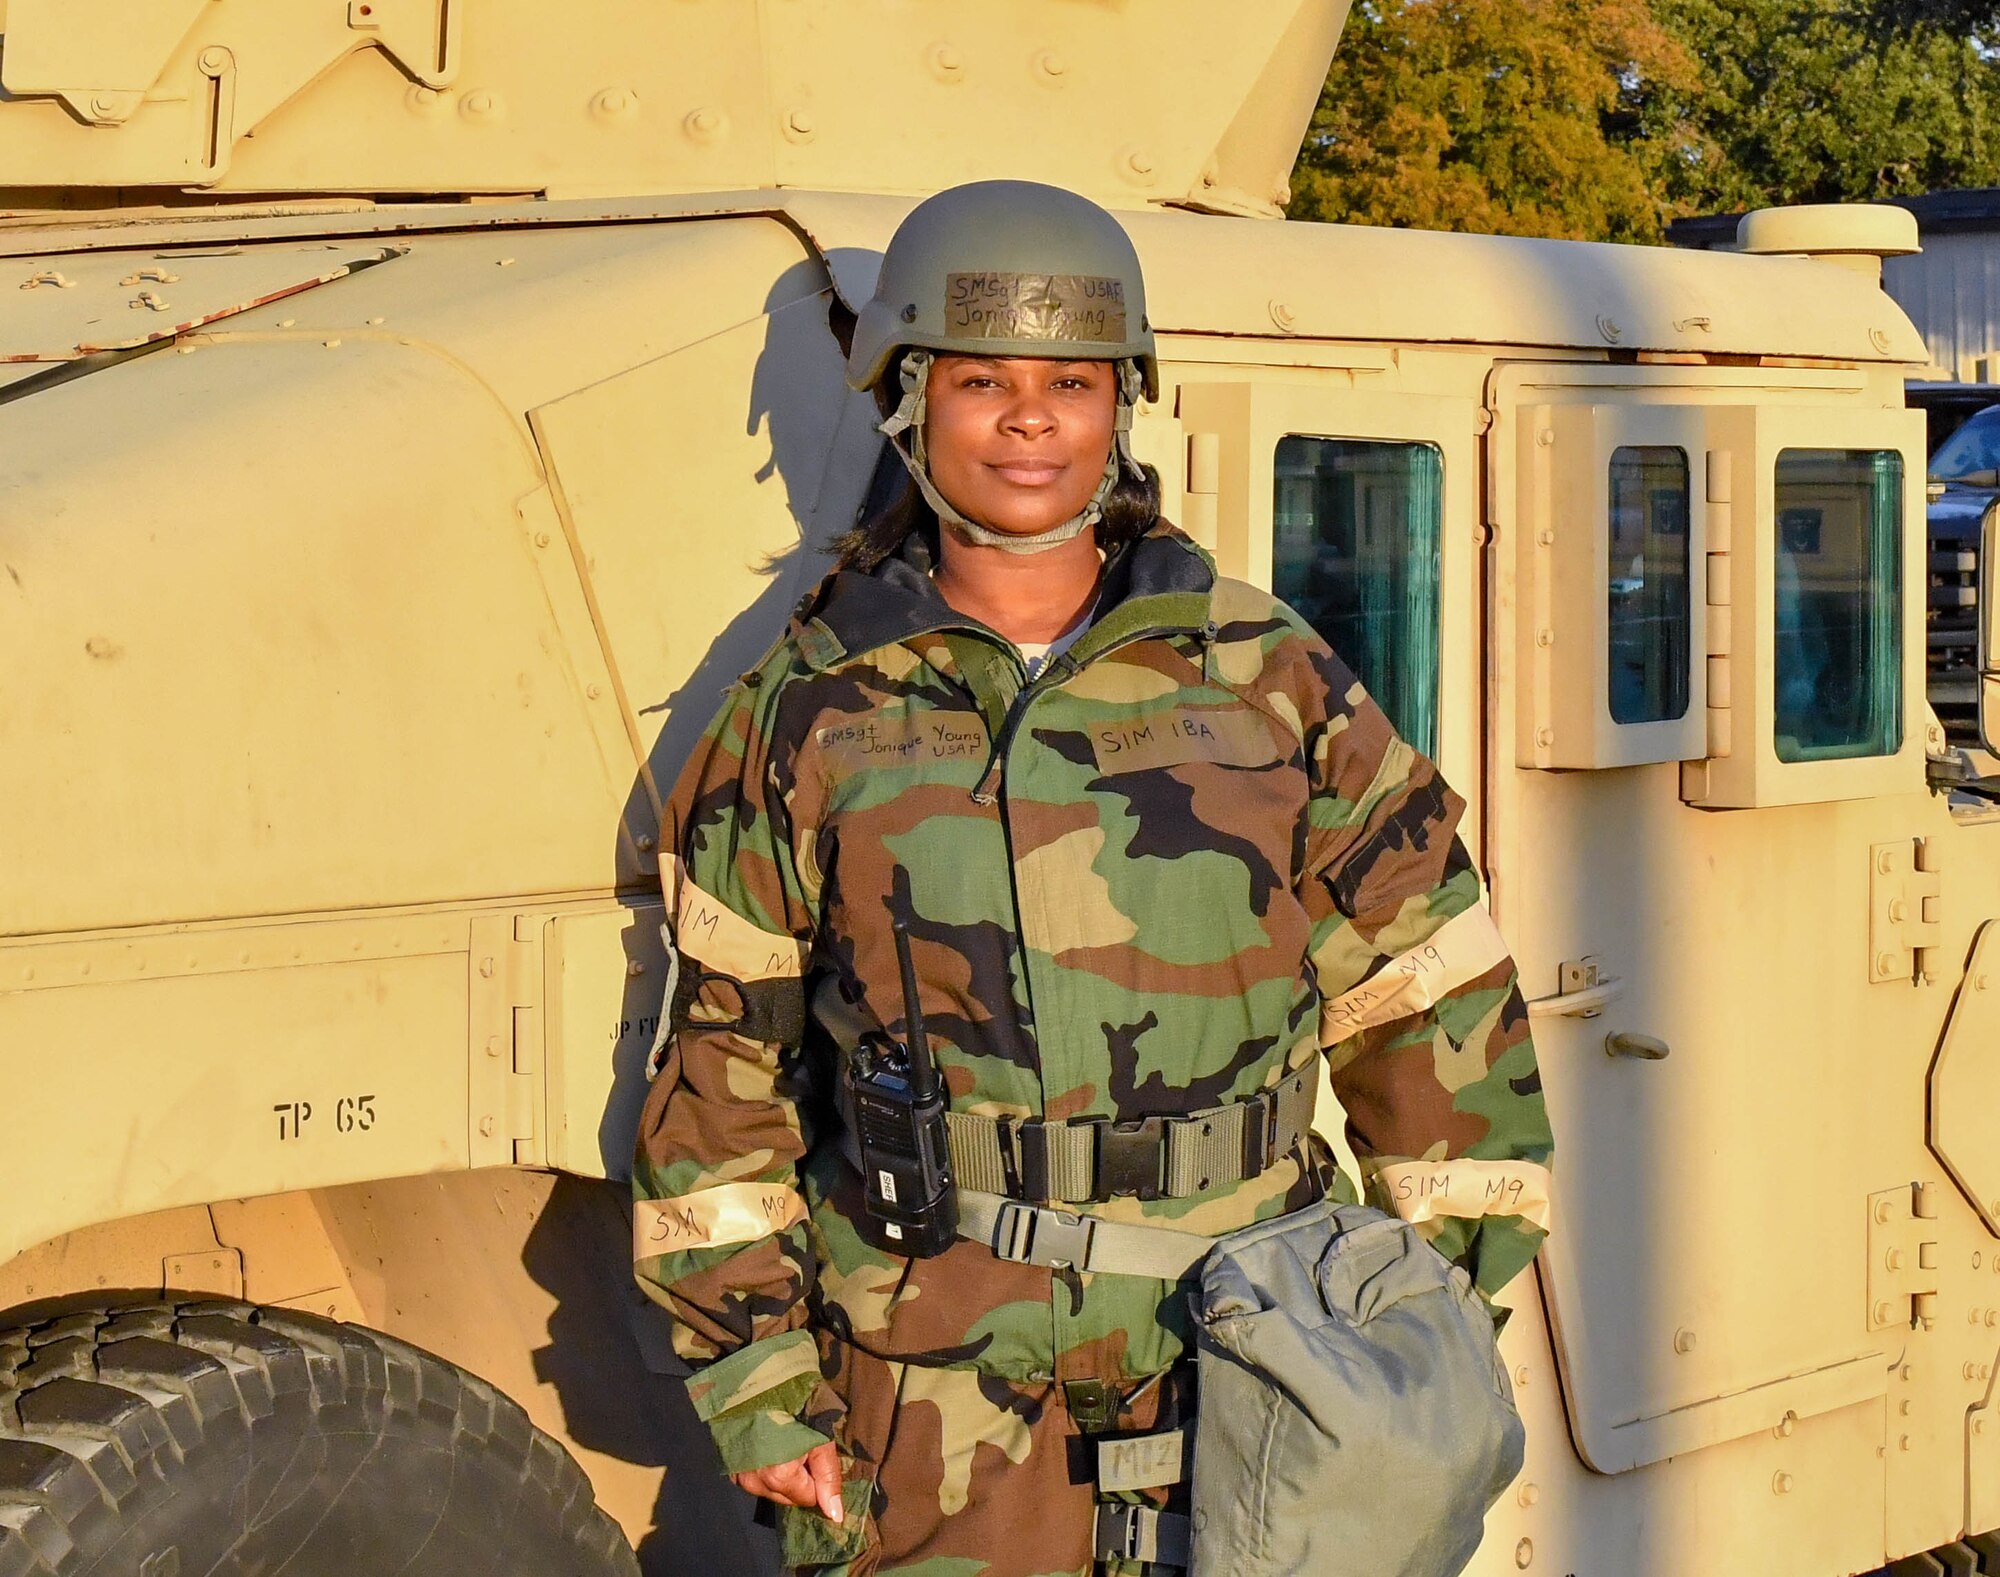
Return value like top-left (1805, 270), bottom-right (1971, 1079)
top-left (731, 1441), bottom-right (845, 1523)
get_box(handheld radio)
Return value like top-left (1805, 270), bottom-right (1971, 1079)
top-left (849, 917), bottom-right (958, 1257)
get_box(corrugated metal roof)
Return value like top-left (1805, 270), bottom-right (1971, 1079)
top-left (1884, 232), bottom-right (2000, 377)
top-left (1669, 190), bottom-right (2000, 249)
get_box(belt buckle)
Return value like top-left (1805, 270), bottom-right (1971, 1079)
top-left (992, 1200), bottom-right (1096, 1270)
top-left (1091, 1114), bottom-right (1165, 1201)
top-left (1094, 1503), bottom-right (1163, 1563)
top-left (1241, 1086), bottom-right (1275, 1177)
top-left (1094, 1503), bottom-right (1191, 1568)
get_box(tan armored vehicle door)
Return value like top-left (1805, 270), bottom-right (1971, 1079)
top-left (523, 234), bottom-right (883, 1179)
top-left (1486, 363), bottom-right (1932, 1484)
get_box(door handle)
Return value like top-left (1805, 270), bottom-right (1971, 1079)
top-left (1524, 975), bottom-right (1627, 1019)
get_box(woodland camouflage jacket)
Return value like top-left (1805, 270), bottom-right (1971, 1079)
top-left (633, 521), bottom-right (1554, 1475)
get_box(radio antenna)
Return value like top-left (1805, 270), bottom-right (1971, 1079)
top-left (891, 917), bottom-right (936, 1103)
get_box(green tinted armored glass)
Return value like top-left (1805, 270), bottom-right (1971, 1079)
top-left (1607, 446), bottom-right (1692, 727)
top-left (1271, 436), bottom-right (1443, 757)
top-left (1773, 448), bottom-right (1902, 762)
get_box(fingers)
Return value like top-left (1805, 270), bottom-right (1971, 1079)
top-left (731, 1457), bottom-right (816, 1508)
top-left (806, 1441), bottom-right (845, 1524)
top-left (730, 1445), bottom-right (845, 1522)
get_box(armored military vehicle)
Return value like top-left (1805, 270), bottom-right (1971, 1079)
top-left (5, 3), bottom-right (1999, 1573)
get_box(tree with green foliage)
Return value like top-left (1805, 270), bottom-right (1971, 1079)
top-left (1290, 0), bottom-right (1701, 242)
top-left (1649, 0), bottom-right (2000, 213)
top-left (1292, 0), bottom-right (2000, 241)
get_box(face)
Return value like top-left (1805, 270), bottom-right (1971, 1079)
top-left (921, 355), bottom-right (1118, 536)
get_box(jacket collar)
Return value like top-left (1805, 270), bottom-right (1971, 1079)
top-left (797, 519), bottom-right (1216, 673)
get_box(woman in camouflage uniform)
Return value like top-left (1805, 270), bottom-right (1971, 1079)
top-left (633, 181), bottom-right (1554, 1576)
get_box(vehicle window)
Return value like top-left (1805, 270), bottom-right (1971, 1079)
top-left (1271, 436), bottom-right (1443, 756)
top-left (1607, 446), bottom-right (1692, 725)
top-left (1927, 405), bottom-right (2000, 482)
top-left (1773, 449), bottom-right (1903, 762)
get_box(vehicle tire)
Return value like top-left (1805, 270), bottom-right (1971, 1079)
top-left (0, 1298), bottom-right (639, 1577)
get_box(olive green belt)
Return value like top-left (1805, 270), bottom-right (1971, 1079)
top-left (941, 1066), bottom-right (1316, 1206)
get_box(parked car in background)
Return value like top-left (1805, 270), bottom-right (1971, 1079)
top-left (1924, 402), bottom-right (1996, 744)
top-left (1905, 379), bottom-right (2000, 456)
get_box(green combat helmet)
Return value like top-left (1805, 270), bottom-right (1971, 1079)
top-left (847, 179), bottom-right (1162, 553)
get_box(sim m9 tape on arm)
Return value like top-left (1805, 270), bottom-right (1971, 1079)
top-left (1371, 1159), bottom-right (1554, 1234)
top-left (1319, 905), bottom-right (1512, 1043)
top-left (665, 857), bottom-right (806, 982)
top-left (633, 1182), bottom-right (808, 1261)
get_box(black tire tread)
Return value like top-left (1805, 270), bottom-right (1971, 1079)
top-left (1938, 1543), bottom-right (1982, 1577)
top-left (0, 1299), bottom-right (636, 1577)
top-left (1869, 1533), bottom-right (2000, 1577)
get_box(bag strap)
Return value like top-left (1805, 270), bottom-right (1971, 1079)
top-left (956, 1190), bottom-right (1215, 1280)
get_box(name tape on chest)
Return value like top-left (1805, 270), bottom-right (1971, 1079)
top-left (668, 858), bottom-right (804, 983)
top-left (632, 1181), bottom-right (808, 1261)
top-left (1089, 707), bottom-right (1282, 776)
top-left (1372, 1158), bottom-right (1553, 1233)
top-left (1319, 904), bottom-right (1511, 1043)
top-left (813, 713), bottom-right (989, 773)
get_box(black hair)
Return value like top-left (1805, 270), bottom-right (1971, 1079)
top-left (829, 358), bottom-right (1162, 572)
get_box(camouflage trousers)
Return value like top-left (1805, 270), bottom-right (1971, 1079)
top-left (780, 1331), bottom-right (1181, 1577)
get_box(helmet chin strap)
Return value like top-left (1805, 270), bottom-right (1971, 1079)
top-left (877, 351), bottom-right (1148, 557)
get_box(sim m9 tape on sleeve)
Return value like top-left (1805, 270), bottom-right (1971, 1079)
top-left (1370, 1159), bottom-right (1553, 1234)
top-left (633, 1181), bottom-right (808, 1261)
top-left (666, 857), bottom-right (806, 983)
top-left (1320, 905), bottom-right (1512, 1044)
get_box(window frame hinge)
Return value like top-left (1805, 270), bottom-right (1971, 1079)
top-left (1867, 1180), bottom-right (1941, 1331)
top-left (1870, 837), bottom-right (1943, 985)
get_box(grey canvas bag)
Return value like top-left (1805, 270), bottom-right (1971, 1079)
top-left (1186, 1198), bottom-right (1524, 1577)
